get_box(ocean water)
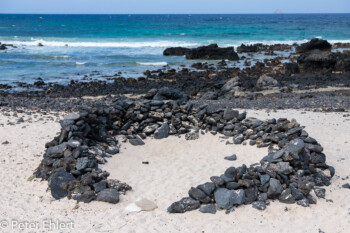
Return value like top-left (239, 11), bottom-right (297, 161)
top-left (1, 14), bottom-right (350, 86)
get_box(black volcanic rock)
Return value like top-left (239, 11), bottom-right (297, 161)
top-left (153, 87), bottom-right (188, 103)
top-left (237, 44), bottom-right (260, 53)
top-left (167, 197), bottom-right (200, 213)
top-left (96, 188), bottom-right (120, 204)
top-left (284, 62), bottom-right (300, 76)
top-left (163, 47), bottom-right (191, 56)
top-left (32, 98), bottom-right (335, 213)
top-left (296, 38), bottom-right (331, 53)
top-left (163, 44), bottom-right (239, 60)
top-left (297, 50), bottom-right (336, 71)
top-left (186, 44), bottom-right (239, 61)
top-left (48, 171), bottom-right (75, 199)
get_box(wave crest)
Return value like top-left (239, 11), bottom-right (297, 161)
top-left (137, 62), bottom-right (168, 66)
top-left (2, 39), bottom-right (199, 48)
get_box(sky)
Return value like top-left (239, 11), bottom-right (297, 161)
top-left (0, 0), bottom-right (349, 14)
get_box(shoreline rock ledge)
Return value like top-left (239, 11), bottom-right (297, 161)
top-left (164, 44), bottom-right (239, 61)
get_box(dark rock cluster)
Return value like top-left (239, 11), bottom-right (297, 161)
top-left (295, 38), bottom-right (332, 54)
top-left (0, 42), bottom-right (16, 50)
top-left (34, 108), bottom-right (134, 204)
top-left (2, 39), bottom-right (350, 109)
top-left (297, 50), bottom-right (350, 72)
top-left (166, 108), bottom-right (335, 213)
top-left (164, 44), bottom-right (239, 60)
top-left (34, 98), bottom-right (334, 212)
top-left (237, 43), bottom-right (292, 53)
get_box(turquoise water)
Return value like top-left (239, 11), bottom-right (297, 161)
top-left (1, 14), bottom-right (350, 85)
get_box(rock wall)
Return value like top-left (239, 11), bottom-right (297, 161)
top-left (34, 99), bottom-right (334, 213)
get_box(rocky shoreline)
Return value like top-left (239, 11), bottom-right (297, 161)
top-left (0, 38), bottom-right (348, 214)
top-left (1, 39), bottom-right (350, 114)
top-left (1, 39), bottom-right (350, 99)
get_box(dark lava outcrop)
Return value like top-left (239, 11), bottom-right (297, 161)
top-left (295, 38), bottom-right (331, 54)
top-left (164, 44), bottom-right (239, 61)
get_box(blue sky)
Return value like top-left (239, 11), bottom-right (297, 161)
top-left (0, 0), bottom-right (349, 14)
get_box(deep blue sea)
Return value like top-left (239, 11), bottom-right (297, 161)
top-left (1, 14), bottom-right (350, 86)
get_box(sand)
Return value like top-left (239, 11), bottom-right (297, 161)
top-left (0, 109), bottom-right (349, 233)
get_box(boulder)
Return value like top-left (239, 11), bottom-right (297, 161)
top-left (76, 157), bottom-right (89, 171)
top-left (267, 178), bottom-right (283, 199)
top-left (143, 124), bottom-right (159, 134)
top-left (276, 162), bottom-right (294, 174)
top-left (297, 198), bottom-right (310, 207)
top-left (279, 188), bottom-right (296, 204)
top-left (197, 182), bottom-right (216, 196)
top-left (290, 185), bottom-right (304, 200)
top-left (223, 108), bottom-right (239, 120)
top-left (214, 188), bottom-right (245, 209)
top-left (48, 171), bottom-right (75, 199)
top-left (144, 88), bottom-right (158, 99)
top-left (256, 75), bottom-right (278, 89)
top-left (226, 182), bottom-right (240, 190)
top-left (96, 188), bottom-right (120, 204)
top-left (153, 87), bottom-right (188, 103)
top-left (295, 38), bottom-right (331, 53)
top-left (186, 44), bottom-right (239, 61)
top-left (224, 167), bottom-right (236, 178)
top-left (297, 50), bottom-right (336, 71)
top-left (237, 44), bottom-right (260, 53)
top-left (260, 174), bottom-right (270, 186)
top-left (298, 180), bottom-right (315, 195)
top-left (46, 142), bottom-right (68, 158)
top-left (188, 187), bottom-right (210, 203)
top-left (200, 91), bottom-right (218, 100)
top-left (164, 44), bottom-right (239, 60)
top-left (314, 187), bottom-right (326, 199)
top-left (167, 197), bottom-right (200, 213)
top-left (244, 187), bottom-right (258, 204)
top-left (129, 135), bottom-right (145, 146)
top-left (221, 77), bottom-right (240, 93)
top-left (284, 62), bottom-right (300, 76)
top-left (252, 201), bottom-right (266, 210)
top-left (334, 53), bottom-right (350, 72)
top-left (224, 154), bottom-right (237, 161)
top-left (199, 204), bottom-right (217, 214)
top-left (185, 131), bottom-right (199, 140)
top-left (93, 181), bottom-right (107, 193)
top-left (284, 139), bottom-right (305, 160)
top-left (154, 122), bottom-right (169, 139)
top-left (163, 47), bottom-right (191, 56)
top-left (107, 179), bottom-right (132, 193)
top-left (72, 191), bottom-right (96, 203)
top-left (233, 134), bottom-right (244, 144)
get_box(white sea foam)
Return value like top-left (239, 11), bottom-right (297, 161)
top-left (3, 38), bottom-right (350, 50)
top-left (75, 62), bottom-right (86, 65)
top-left (53, 55), bottom-right (70, 58)
top-left (137, 62), bottom-right (168, 66)
top-left (223, 39), bottom-right (308, 47)
top-left (1, 39), bottom-right (199, 48)
top-left (223, 39), bottom-right (350, 47)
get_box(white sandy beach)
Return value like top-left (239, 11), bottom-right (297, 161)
top-left (0, 109), bottom-right (350, 233)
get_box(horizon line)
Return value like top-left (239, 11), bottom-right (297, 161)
top-left (1, 12), bottom-right (350, 15)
